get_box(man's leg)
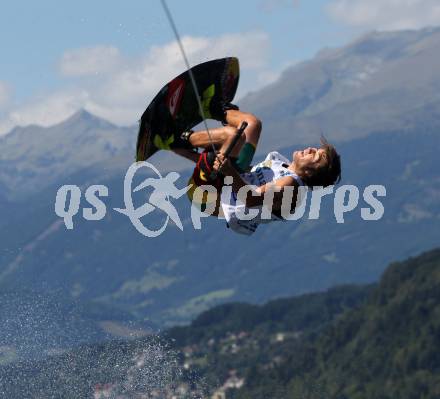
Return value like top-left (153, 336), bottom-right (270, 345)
top-left (224, 109), bottom-right (262, 149)
top-left (182, 109), bottom-right (260, 155)
top-left (189, 125), bottom-right (245, 158)
top-left (186, 111), bottom-right (260, 217)
top-left (172, 125), bottom-right (242, 163)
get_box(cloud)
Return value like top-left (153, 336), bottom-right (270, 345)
top-left (0, 90), bottom-right (89, 135)
top-left (327, 0), bottom-right (440, 31)
top-left (0, 31), bottom-right (274, 135)
top-left (59, 46), bottom-right (123, 77)
top-left (93, 30), bottom-right (271, 121)
top-left (254, 59), bottom-right (298, 89)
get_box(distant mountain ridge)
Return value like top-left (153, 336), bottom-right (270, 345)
top-left (2, 27), bottom-right (440, 199)
top-left (0, 110), bottom-right (136, 199)
top-left (240, 26), bottom-right (440, 150)
top-left (0, 110), bottom-right (201, 200)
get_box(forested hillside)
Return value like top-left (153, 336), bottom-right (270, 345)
top-left (2, 249), bottom-right (439, 398)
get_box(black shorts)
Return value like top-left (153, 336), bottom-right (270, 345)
top-left (191, 151), bottom-right (221, 188)
top-left (211, 102), bottom-right (239, 125)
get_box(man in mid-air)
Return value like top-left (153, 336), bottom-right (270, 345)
top-left (174, 106), bottom-right (341, 235)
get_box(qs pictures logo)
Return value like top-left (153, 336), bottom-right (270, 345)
top-left (55, 161), bottom-right (387, 237)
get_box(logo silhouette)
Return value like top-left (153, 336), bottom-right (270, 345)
top-left (114, 161), bottom-right (190, 237)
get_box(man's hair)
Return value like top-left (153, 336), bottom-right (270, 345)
top-left (303, 137), bottom-right (341, 188)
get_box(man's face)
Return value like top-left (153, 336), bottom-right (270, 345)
top-left (293, 147), bottom-right (327, 171)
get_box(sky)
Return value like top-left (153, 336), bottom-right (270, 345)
top-left (1, 0), bottom-right (440, 135)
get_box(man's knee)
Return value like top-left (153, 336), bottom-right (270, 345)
top-left (225, 110), bottom-right (262, 130)
top-left (240, 113), bottom-right (262, 147)
top-left (246, 114), bottom-right (262, 135)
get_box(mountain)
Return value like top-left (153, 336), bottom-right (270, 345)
top-left (3, 28), bottom-right (440, 196)
top-left (224, 248), bottom-right (440, 399)
top-left (240, 27), bottom-right (440, 151)
top-left (0, 110), bottom-right (134, 199)
top-left (1, 249), bottom-right (438, 398)
top-left (0, 110), bottom-right (201, 200)
top-left (0, 27), bottom-right (439, 329)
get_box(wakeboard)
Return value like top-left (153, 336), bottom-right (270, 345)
top-left (136, 57), bottom-right (240, 161)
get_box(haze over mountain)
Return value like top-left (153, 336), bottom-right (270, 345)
top-left (0, 109), bottom-right (202, 200)
top-left (241, 26), bottom-right (440, 150)
top-left (0, 27), bottom-right (439, 334)
top-left (0, 110), bottom-right (134, 199)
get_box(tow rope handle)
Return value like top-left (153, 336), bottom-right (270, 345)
top-left (210, 121), bottom-right (248, 180)
top-left (224, 121), bottom-right (248, 159)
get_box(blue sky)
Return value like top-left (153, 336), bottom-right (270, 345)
top-left (0, 0), bottom-right (438, 134)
